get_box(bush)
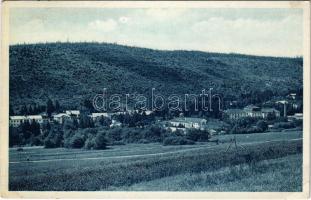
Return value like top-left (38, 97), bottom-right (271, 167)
top-left (256, 120), bottom-right (268, 132)
top-left (44, 125), bottom-right (63, 148)
top-left (292, 119), bottom-right (303, 127)
top-left (84, 137), bottom-right (95, 149)
top-left (274, 122), bottom-right (295, 129)
top-left (44, 138), bottom-right (57, 148)
top-left (30, 136), bottom-right (43, 146)
top-left (163, 136), bottom-right (195, 146)
top-left (186, 129), bottom-right (210, 142)
top-left (141, 126), bottom-right (165, 142)
top-left (106, 128), bottom-right (122, 142)
top-left (70, 134), bottom-right (85, 148)
top-left (94, 131), bottom-right (108, 149)
top-left (121, 128), bottom-right (144, 143)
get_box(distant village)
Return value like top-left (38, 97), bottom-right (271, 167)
top-left (9, 92), bottom-right (303, 137)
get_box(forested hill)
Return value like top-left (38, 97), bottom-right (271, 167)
top-left (9, 42), bottom-right (302, 108)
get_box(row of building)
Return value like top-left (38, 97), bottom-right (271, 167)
top-left (9, 110), bottom-right (81, 127)
top-left (223, 105), bottom-right (281, 120)
top-left (9, 105), bottom-right (302, 132)
top-left (9, 110), bottom-right (154, 127)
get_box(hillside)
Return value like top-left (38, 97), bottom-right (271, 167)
top-left (9, 42), bottom-right (303, 109)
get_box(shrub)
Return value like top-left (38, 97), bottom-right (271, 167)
top-left (274, 122), bottom-right (295, 129)
top-left (44, 125), bottom-right (63, 148)
top-left (84, 137), bottom-right (95, 149)
top-left (30, 136), bottom-right (43, 146)
top-left (94, 131), bottom-right (108, 149)
top-left (266, 112), bottom-right (277, 121)
top-left (121, 128), bottom-right (143, 143)
top-left (44, 139), bottom-right (57, 148)
top-left (163, 136), bottom-right (195, 146)
top-left (70, 134), bottom-right (85, 148)
top-left (186, 129), bottom-right (210, 142)
top-left (256, 120), bottom-right (268, 132)
top-left (106, 128), bottom-right (122, 142)
top-left (292, 119), bottom-right (303, 127)
top-left (141, 125), bottom-right (165, 142)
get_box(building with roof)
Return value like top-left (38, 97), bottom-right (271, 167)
top-left (9, 115), bottom-right (43, 127)
top-left (223, 109), bottom-right (248, 120)
top-left (9, 116), bottom-right (27, 127)
top-left (224, 105), bottom-right (281, 120)
top-left (243, 105), bottom-right (262, 117)
top-left (65, 110), bottom-right (80, 117)
top-left (261, 108), bottom-right (281, 118)
top-left (53, 113), bottom-right (70, 124)
top-left (168, 117), bottom-right (207, 130)
top-left (90, 113), bottom-right (112, 120)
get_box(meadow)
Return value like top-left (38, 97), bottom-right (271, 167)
top-left (111, 154), bottom-right (302, 191)
top-left (9, 131), bottom-right (302, 191)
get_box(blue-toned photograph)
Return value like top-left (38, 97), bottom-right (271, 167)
top-left (8, 5), bottom-right (304, 192)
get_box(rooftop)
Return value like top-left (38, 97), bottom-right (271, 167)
top-left (27, 115), bottom-right (43, 119)
top-left (66, 110), bottom-right (80, 115)
top-left (91, 113), bottom-right (111, 118)
top-left (170, 117), bottom-right (207, 123)
top-left (10, 116), bottom-right (26, 120)
top-left (53, 113), bottom-right (70, 118)
top-left (223, 109), bottom-right (246, 114)
top-left (261, 108), bottom-right (280, 113)
top-left (244, 105), bottom-right (260, 111)
top-left (10, 115), bottom-right (43, 120)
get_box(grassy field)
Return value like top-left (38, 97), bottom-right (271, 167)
top-left (9, 130), bottom-right (302, 191)
top-left (110, 154), bottom-right (302, 191)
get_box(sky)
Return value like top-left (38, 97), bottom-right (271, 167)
top-left (9, 8), bottom-right (303, 57)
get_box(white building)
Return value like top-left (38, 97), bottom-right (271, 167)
top-left (66, 110), bottom-right (80, 117)
top-left (169, 117), bottom-right (207, 130)
top-left (223, 109), bottom-right (248, 120)
top-left (243, 105), bottom-right (262, 118)
top-left (9, 115), bottom-right (43, 127)
top-left (9, 116), bottom-right (27, 127)
top-left (53, 113), bottom-right (70, 124)
top-left (90, 113), bottom-right (112, 120)
top-left (224, 105), bottom-right (281, 120)
top-left (27, 115), bottom-right (44, 123)
top-left (261, 108), bottom-right (281, 118)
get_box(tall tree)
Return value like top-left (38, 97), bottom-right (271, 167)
top-left (21, 120), bottom-right (31, 139)
top-left (28, 105), bottom-right (34, 115)
top-left (46, 99), bottom-right (55, 117)
top-left (55, 100), bottom-right (60, 113)
top-left (33, 104), bottom-right (39, 114)
top-left (20, 104), bottom-right (28, 115)
top-left (30, 119), bottom-right (41, 136)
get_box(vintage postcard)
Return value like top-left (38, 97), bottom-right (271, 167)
top-left (0, 1), bottom-right (310, 199)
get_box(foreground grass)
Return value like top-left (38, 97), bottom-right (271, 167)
top-left (111, 154), bottom-right (301, 191)
top-left (9, 139), bottom-right (302, 191)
